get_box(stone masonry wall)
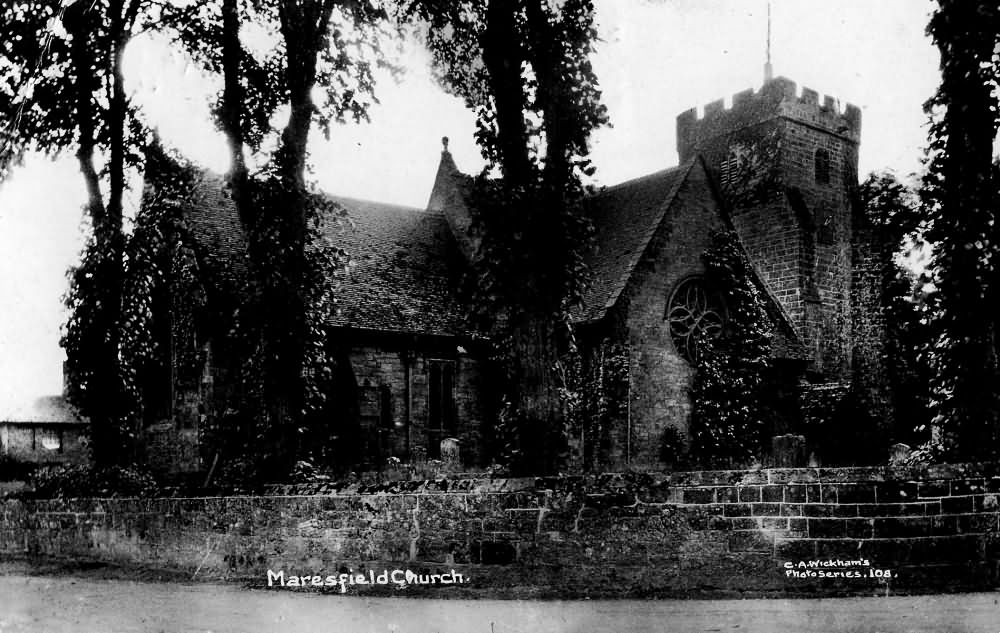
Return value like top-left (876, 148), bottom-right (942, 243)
top-left (4, 463), bottom-right (1000, 599)
top-left (677, 76), bottom-right (861, 378)
top-left (614, 161), bottom-right (725, 468)
top-left (346, 344), bottom-right (487, 466)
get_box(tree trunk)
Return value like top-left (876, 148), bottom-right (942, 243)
top-left (220, 0), bottom-right (248, 204)
top-left (248, 0), bottom-right (335, 471)
top-left (482, 0), bottom-right (532, 187)
top-left (65, 1), bottom-right (128, 467)
top-left (928, 0), bottom-right (1000, 458)
top-left (510, 310), bottom-right (565, 473)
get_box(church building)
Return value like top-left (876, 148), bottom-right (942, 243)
top-left (145, 74), bottom-right (885, 474)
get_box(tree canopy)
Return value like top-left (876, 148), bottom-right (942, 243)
top-left (921, 0), bottom-right (1000, 459)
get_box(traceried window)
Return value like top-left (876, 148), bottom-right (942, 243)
top-left (814, 148), bottom-right (831, 184)
top-left (665, 277), bottom-right (728, 363)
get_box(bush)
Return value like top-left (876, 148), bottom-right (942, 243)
top-left (0, 454), bottom-right (37, 481)
top-left (28, 464), bottom-right (160, 498)
top-left (205, 457), bottom-right (258, 493)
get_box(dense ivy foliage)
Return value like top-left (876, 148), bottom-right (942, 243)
top-left (28, 464), bottom-right (160, 499)
top-left (555, 340), bottom-right (629, 472)
top-left (688, 230), bottom-right (772, 468)
top-left (206, 173), bottom-right (351, 477)
top-left (162, 0), bottom-right (397, 477)
top-left (920, 0), bottom-right (1000, 460)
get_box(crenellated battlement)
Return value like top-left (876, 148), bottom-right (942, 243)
top-left (677, 76), bottom-right (861, 163)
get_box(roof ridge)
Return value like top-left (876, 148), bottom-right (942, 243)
top-left (189, 168), bottom-right (429, 215)
top-left (325, 193), bottom-right (429, 215)
top-left (597, 164), bottom-right (689, 195)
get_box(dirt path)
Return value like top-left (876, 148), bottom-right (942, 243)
top-left (2, 573), bottom-right (1000, 633)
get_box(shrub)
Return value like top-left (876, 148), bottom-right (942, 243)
top-left (28, 464), bottom-right (160, 498)
top-left (0, 454), bottom-right (37, 481)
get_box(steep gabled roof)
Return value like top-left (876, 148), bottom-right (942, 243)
top-left (179, 174), bottom-right (473, 338)
top-left (578, 162), bottom-right (694, 322)
top-left (321, 196), bottom-right (471, 336)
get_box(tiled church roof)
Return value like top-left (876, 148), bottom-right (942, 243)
top-left (320, 196), bottom-right (471, 336)
top-left (181, 175), bottom-right (473, 337)
top-left (578, 163), bottom-right (692, 322)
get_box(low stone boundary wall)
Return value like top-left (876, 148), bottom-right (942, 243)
top-left (2, 464), bottom-right (999, 598)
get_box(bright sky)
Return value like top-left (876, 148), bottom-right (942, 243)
top-left (0, 0), bottom-right (939, 412)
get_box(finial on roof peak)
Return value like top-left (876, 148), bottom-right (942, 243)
top-left (442, 136), bottom-right (450, 152)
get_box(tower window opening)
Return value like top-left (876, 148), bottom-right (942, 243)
top-left (719, 152), bottom-right (739, 188)
top-left (815, 148), bottom-right (831, 184)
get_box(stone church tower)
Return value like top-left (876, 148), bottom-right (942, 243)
top-left (676, 76), bottom-right (864, 380)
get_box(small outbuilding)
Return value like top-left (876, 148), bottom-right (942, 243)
top-left (0, 396), bottom-right (89, 466)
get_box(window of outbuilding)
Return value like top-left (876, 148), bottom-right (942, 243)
top-left (39, 429), bottom-right (62, 452)
top-left (815, 148), bottom-right (831, 184)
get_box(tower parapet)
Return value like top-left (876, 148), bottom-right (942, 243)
top-left (673, 75), bottom-right (864, 378)
top-left (677, 76), bottom-right (861, 164)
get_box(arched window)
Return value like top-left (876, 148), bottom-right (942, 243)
top-left (665, 277), bottom-right (728, 363)
top-left (814, 148), bottom-right (831, 184)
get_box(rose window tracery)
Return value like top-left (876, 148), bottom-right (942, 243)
top-left (666, 277), bottom-right (727, 363)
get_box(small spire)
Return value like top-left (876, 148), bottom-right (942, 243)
top-left (764, 1), bottom-right (773, 82)
top-left (441, 136), bottom-right (450, 153)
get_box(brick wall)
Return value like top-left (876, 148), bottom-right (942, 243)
top-left (4, 463), bottom-right (999, 598)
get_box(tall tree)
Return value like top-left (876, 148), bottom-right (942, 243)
top-left (164, 0), bottom-right (395, 472)
top-left (921, 0), bottom-right (1000, 459)
top-left (1, 0), bottom-right (148, 466)
top-left (407, 0), bottom-right (608, 473)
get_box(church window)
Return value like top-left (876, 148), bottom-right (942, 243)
top-left (666, 277), bottom-right (728, 363)
top-left (427, 360), bottom-right (456, 458)
top-left (814, 148), bottom-right (831, 184)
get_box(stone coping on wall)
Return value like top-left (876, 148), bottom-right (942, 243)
top-left (12, 462), bottom-right (1000, 501)
top-left (253, 462), bottom-right (1000, 498)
